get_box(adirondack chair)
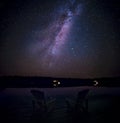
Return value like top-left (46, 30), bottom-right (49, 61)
top-left (66, 89), bottom-right (89, 121)
top-left (30, 90), bottom-right (56, 122)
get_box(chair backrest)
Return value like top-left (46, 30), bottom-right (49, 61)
top-left (77, 89), bottom-right (89, 99)
top-left (76, 89), bottom-right (89, 104)
top-left (31, 90), bottom-right (45, 103)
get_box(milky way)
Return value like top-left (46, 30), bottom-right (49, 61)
top-left (0, 0), bottom-right (120, 78)
top-left (29, 1), bottom-right (83, 70)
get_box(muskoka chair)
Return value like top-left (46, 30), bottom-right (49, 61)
top-left (30, 90), bottom-right (56, 122)
top-left (66, 89), bottom-right (89, 122)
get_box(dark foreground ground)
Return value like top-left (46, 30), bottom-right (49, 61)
top-left (0, 87), bottom-right (120, 123)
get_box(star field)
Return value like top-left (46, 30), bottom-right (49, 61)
top-left (0, 0), bottom-right (120, 78)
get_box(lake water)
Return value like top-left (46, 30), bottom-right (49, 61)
top-left (0, 87), bottom-right (120, 123)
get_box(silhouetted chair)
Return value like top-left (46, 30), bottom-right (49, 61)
top-left (30, 90), bottom-right (56, 122)
top-left (66, 89), bottom-right (89, 122)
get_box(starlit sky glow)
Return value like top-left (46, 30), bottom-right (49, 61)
top-left (0, 0), bottom-right (120, 78)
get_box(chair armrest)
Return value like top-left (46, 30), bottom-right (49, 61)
top-left (46, 98), bottom-right (56, 113)
top-left (65, 98), bottom-right (75, 112)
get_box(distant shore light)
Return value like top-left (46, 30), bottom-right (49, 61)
top-left (93, 80), bottom-right (99, 86)
top-left (58, 81), bottom-right (61, 84)
top-left (53, 80), bottom-right (57, 83)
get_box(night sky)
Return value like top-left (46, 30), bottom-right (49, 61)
top-left (0, 0), bottom-right (120, 78)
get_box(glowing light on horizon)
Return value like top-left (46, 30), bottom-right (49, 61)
top-left (93, 80), bottom-right (99, 86)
